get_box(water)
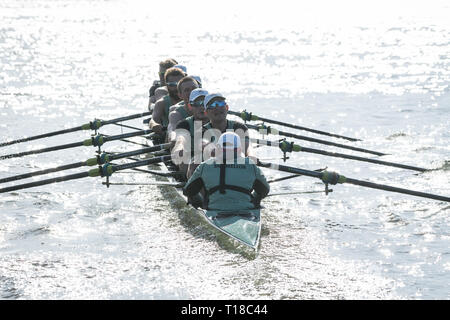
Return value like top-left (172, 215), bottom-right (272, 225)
top-left (1, 0), bottom-right (449, 299)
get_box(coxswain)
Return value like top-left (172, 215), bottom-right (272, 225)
top-left (183, 132), bottom-right (270, 210)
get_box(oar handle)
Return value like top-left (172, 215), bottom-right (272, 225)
top-left (111, 155), bottom-right (172, 173)
top-left (105, 142), bottom-right (171, 162)
top-left (87, 155), bottom-right (172, 178)
top-left (101, 111), bottom-right (152, 126)
top-left (103, 130), bottom-right (153, 142)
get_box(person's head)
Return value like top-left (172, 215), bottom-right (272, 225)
top-left (177, 76), bottom-right (199, 105)
top-left (204, 93), bottom-right (228, 123)
top-left (191, 75), bottom-right (202, 88)
top-left (164, 67), bottom-right (185, 99)
top-left (173, 64), bottom-right (187, 75)
top-left (189, 88), bottom-right (209, 121)
top-left (216, 132), bottom-right (242, 160)
top-left (159, 58), bottom-right (178, 83)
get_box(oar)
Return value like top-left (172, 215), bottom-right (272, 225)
top-left (102, 181), bottom-right (184, 187)
top-left (258, 161), bottom-right (450, 203)
top-left (247, 123), bottom-right (386, 156)
top-left (0, 142), bottom-right (171, 184)
top-left (115, 168), bottom-right (183, 178)
top-left (0, 130), bottom-right (155, 160)
top-left (0, 155), bottom-right (171, 194)
top-left (252, 138), bottom-right (428, 172)
top-left (0, 111), bottom-right (152, 148)
top-left (267, 190), bottom-right (328, 197)
top-left (229, 110), bottom-right (361, 142)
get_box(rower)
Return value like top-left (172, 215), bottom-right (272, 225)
top-left (149, 67), bottom-right (185, 141)
top-left (164, 69), bottom-right (202, 115)
top-left (183, 132), bottom-right (270, 210)
top-left (173, 64), bottom-right (187, 74)
top-left (202, 93), bottom-right (254, 158)
top-left (171, 88), bottom-right (210, 177)
top-left (185, 92), bottom-right (255, 179)
top-left (148, 58), bottom-right (178, 111)
top-left (166, 76), bottom-right (200, 141)
top-left (191, 75), bottom-right (202, 88)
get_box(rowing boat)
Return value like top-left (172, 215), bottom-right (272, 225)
top-left (3, 107), bottom-right (449, 252)
top-left (144, 136), bottom-right (263, 251)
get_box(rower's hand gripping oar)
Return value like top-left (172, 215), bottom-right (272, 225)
top-left (258, 161), bottom-right (450, 203)
top-left (0, 155), bottom-right (172, 194)
top-left (229, 109), bottom-right (361, 142)
top-left (247, 123), bottom-right (386, 156)
top-left (0, 111), bottom-right (152, 148)
top-left (252, 138), bottom-right (428, 172)
top-left (0, 130), bottom-right (155, 160)
top-left (0, 142), bottom-right (171, 184)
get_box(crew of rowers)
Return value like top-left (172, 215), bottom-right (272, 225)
top-left (147, 59), bottom-right (270, 211)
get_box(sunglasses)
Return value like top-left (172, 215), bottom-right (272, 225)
top-left (166, 81), bottom-right (178, 87)
top-left (190, 100), bottom-right (204, 108)
top-left (207, 100), bottom-right (227, 109)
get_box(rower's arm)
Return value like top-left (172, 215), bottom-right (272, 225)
top-left (149, 99), bottom-right (165, 133)
top-left (171, 134), bottom-right (189, 166)
top-left (172, 120), bottom-right (191, 156)
top-left (154, 87), bottom-right (168, 102)
top-left (241, 130), bottom-right (258, 164)
top-left (148, 98), bottom-right (153, 111)
top-left (183, 163), bottom-right (205, 197)
top-left (252, 165), bottom-right (270, 198)
top-left (167, 111), bottom-right (184, 142)
top-left (245, 141), bottom-right (256, 161)
top-left (172, 134), bottom-right (186, 154)
top-left (148, 84), bottom-right (155, 108)
top-left (171, 137), bottom-right (189, 177)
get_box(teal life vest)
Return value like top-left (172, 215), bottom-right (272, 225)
top-left (184, 156), bottom-right (270, 211)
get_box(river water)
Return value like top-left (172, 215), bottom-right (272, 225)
top-left (0, 0), bottom-right (449, 299)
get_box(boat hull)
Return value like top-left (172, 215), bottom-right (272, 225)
top-left (145, 138), bottom-right (262, 251)
top-left (205, 209), bottom-right (261, 249)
